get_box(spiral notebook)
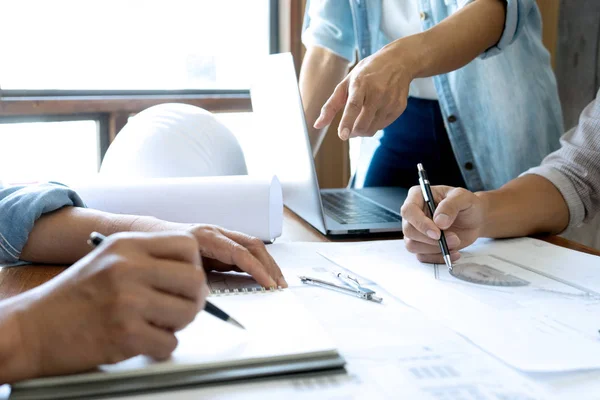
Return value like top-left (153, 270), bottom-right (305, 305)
top-left (11, 273), bottom-right (344, 400)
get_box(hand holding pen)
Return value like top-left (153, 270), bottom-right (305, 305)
top-left (416, 164), bottom-right (453, 270)
top-left (400, 167), bottom-right (487, 265)
top-left (89, 232), bottom-right (245, 330)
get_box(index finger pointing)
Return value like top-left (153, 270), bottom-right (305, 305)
top-left (314, 80), bottom-right (348, 129)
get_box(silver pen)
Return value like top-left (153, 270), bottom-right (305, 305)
top-left (299, 275), bottom-right (383, 303)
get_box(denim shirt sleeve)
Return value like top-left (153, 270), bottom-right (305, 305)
top-left (457, 0), bottom-right (535, 60)
top-left (0, 183), bottom-right (85, 264)
top-left (301, 0), bottom-right (357, 64)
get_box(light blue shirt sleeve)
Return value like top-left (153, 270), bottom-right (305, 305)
top-left (0, 183), bottom-right (85, 264)
top-left (301, 0), bottom-right (357, 64)
top-left (466, 0), bottom-right (536, 60)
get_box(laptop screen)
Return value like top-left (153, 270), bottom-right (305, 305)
top-left (250, 53), bottom-right (327, 233)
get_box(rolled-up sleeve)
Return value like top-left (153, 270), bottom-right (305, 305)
top-left (524, 92), bottom-right (600, 229)
top-left (301, 0), bottom-right (357, 64)
top-left (0, 183), bottom-right (85, 264)
top-left (457, 0), bottom-right (535, 59)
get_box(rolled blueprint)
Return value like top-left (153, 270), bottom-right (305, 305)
top-left (70, 175), bottom-right (283, 242)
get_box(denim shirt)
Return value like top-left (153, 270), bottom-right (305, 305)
top-left (302, 0), bottom-right (563, 191)
top-left (0, 183), bottom-right (84, 265)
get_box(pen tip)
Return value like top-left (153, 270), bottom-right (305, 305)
top-left (444, 255), bottom-right (453, 271)
top-left (228, 317), bottom-right (246, 330)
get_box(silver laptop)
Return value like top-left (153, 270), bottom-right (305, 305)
top-left (251, 53), bottom-right (406, 236)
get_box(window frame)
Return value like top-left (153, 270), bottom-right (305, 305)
top-left (0, 113), bottom-right (109, 174)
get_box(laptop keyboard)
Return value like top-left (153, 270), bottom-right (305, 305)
top-left (321, 192), bottom-right (401, 225)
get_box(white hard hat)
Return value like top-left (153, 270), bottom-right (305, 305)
top-left (100, 103), bottom-right (248, 179)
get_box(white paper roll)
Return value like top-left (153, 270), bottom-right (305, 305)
top-left (70, 175), bottom-right (283, 242)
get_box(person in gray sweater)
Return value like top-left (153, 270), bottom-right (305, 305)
top-left (401, 89), bottom-right (600, 264)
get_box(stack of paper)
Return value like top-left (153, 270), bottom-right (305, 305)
top-left (318, 237), bottom-right (600, 372)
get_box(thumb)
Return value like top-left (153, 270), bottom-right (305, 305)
top-left (433, 188), bottom-right (477, 229)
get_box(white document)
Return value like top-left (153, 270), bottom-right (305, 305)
top-left (69, 175), bottom-right (283, 241)
top-left (104, 242), bottom-right (552, 400)
top-left (318, 237), bottom-right (600, 372)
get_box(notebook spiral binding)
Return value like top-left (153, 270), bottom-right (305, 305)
top-left (209, 286), bottom-right (284, 296)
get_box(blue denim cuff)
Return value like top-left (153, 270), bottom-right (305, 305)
top-left (301, 0), bottom-right (357, 64)
top-left (0, 183), bottom-right (85, 265)
top-left (479, 0), bottom-right (520, 60)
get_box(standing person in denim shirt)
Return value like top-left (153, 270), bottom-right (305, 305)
top-left (300, 0), bottom-right (563, 191)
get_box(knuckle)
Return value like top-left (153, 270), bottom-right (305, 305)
top-left (101, 256), bottom-right (133, 289)
top-left (416, 254), bottom-right (430, 264)
top-left (231, 241), bottom-right (247, 256)
top-left (192, 268), bottom-right (207, 289)
top-left (102, 235), bottom-right (129, 252)
top-left (248, 236), bottom-right (265, 249)
top-left (350, 75), bottom-right (364, 88)
top-left (453, 187), bottom-right (468, 196)
top-left (416, 219), bottom-right (432, 233)
top-left (404, 238), bottom-right (418, 253)
top-left (113, 291), bottom-right (141, 316)
top-left (407, 185), bottom-right (422, 198)
top-left (400, 203), bottom-right (411, 218)
top-left (113, 321), bottom-right (141, 356)
top-left (364, 102), bottom-right (378, 113)
top-left (180, 232), bottom-right (200, 255)
top-left (105, 350), bottom-right (128, 365)
top-left (402, 220), bottom-right (411, 234)
top-left (183, 304), bottom-right (200, 327)
top-left (162, 335), bottom-right (179, 357)
top-left (150, 335), bottom-right (179, 360)
top-left (347, 99), bottom-right (362, 111)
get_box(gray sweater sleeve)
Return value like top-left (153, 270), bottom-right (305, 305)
top-left (524, 90), bottom-right (600, 228)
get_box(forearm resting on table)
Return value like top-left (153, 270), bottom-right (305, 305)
top-left (299, 46), bottom-right (349, 155)
top-left (477, 174), bottom-right (569, 238)
top-left (390, 0), bottom-right (507, 79)
top-left (20, 207), bottom-right (166, 264)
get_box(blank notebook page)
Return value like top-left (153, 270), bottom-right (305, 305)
top-left (16, 289), bottom-right (337, 388)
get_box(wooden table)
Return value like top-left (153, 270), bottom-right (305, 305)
top-left (1, 209), bottom-right (599, 301)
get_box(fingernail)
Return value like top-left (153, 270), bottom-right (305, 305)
top-left (427, 230), bottom-right (439, 240)
top-left (314, 116), bottom-right (323, 128)
top-left (340, 128), bottom-right (350, 139)
top-left (434, 214), bottom-right (450, 228)
top-left (277, 276), bottom-right (288, 288)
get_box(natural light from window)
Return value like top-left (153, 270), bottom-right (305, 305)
top-left (0, 121), bottom-right (99, 185)
top-left (0, 0), bottom-right (271, 90)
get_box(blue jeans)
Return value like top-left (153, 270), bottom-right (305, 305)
top-left (363, 97), bottom-right (466, 189)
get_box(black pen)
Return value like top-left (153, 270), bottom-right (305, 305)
top-left (417, 164), bottom-right (453, 271)
top-left (88, 232), bottom-right (245, 330)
